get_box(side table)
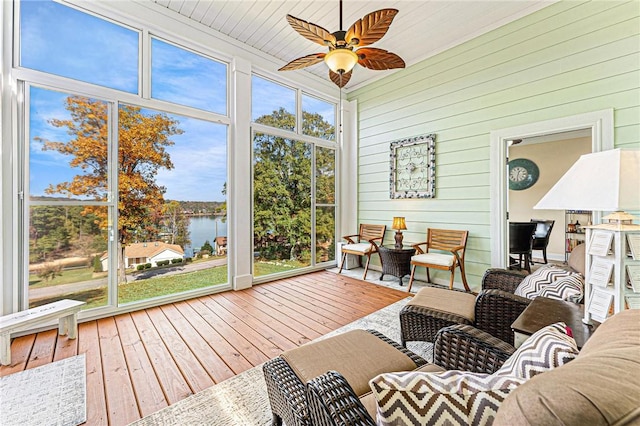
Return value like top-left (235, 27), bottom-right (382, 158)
top-left (511, 296), bottom-right (599, 349)
top-left (379, 245), bottom-right (416, 285)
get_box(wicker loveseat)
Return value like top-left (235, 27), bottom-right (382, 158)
top-left (305, 308), bottom-right (640, 426)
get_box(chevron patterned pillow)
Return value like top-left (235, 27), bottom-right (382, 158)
top-left (370, 370), bottom-right (525, 426)
top-left (538, 274), bottom-right (584, 303)
top-left (494, 322), bottom-right (579, 380)
top-left (513, 266), bottom-right (574, 299)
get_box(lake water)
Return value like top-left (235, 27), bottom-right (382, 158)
top-left (187, 216), bottom-right (228, 253)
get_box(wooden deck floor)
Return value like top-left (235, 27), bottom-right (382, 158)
top-left (0, 271), bottom-right (408, 426)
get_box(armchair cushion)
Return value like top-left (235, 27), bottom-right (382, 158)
top-left (494, 322), bottom-right (579, 380)
top-left (370, 370), bottom-right (524, 426)
top-left (341, 242), bottom-right (374, 254)
top-left (411, 252), bottom-right (454, 267)
top-left (513, 266), bottom-right (574, 299)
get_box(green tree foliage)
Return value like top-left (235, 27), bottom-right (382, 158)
top-left (93, 255), bottom-right (103, 273)
top-left (201, 240), bottom-right (214, 254)
top-left (253, 108), bottom-right (335, 262)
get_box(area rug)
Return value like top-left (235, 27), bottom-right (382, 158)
top-left (0, 354), bottom-right (86, 426)
top-left (129, 297), bottom-right (431, 426)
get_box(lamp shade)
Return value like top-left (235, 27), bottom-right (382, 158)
top-left (392, 217), bottom-right (407, 230)
top-left (534, 149), bottom-right (640, 212)
top-left (324, 48), bottom-right (358, 74)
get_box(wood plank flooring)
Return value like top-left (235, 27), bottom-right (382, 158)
top-left (0, 271), bottom-right (409, 426)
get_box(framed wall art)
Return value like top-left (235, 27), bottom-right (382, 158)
top-left (389, 133), bottom-right (435, 199)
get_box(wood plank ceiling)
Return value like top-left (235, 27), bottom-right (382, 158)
top-left (150, 0), bottom-right (554, 91)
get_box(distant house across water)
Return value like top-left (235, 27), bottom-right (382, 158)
top-left (101, 241), bottom-right (184, 270)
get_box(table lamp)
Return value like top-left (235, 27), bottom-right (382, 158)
top-left (534, 148), bottom-right (640, 223)
top-left (392, 217), bottom-right (407, 249)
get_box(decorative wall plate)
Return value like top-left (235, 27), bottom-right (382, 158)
top-left (508, 158), bottom-right (539, 190)
top-left (390, 134), bottom-right (435, 199)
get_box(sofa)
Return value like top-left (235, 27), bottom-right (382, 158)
top-left (304, 308), bottom-right (640, 425)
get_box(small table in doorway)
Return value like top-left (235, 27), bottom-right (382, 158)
top-left (378, 245), bottom-right (416, 285)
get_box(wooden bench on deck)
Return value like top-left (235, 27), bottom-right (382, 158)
top-left (0, 299), bottom-right (85, 365)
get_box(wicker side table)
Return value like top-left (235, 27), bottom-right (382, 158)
top-left (379, 245), bottom-right (416, 285)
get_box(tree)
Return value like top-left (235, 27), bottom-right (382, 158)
top-left (201, 240), bottom-right (214, 254)
top-left (163, 200), bottom-right (191, 247)
top-left (253, 108), bottom-right (335, 262)
top-left (37, 96), bottom-right (183, 283)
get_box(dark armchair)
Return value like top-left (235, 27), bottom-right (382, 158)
top-left (530, 219), bottom-right (555, 264)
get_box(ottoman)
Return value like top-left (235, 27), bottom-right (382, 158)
top-left (263, 329), bottom-right (432, 426)
top-left (400, 286), bottom-right (476, 345)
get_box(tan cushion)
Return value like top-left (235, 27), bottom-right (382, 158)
top-left (495, 310), bottom-right (640, 426)
top-left (579, 307), bottom-right (640, 357)
top-left (342, 243), bottom-right (372, 254)
top-left (361, 364), bottom-right (446, 420)
top-left (412, 252), bottom-right (454, 267)
top-left (567, 242), bottom-right (586, 275)
top-left (281, 329), bottom-right (419, 397)
top-left (408, 287), bottom-right (476, 322)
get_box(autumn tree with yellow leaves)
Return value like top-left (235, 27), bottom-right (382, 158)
top-left (36, 96), bottom-right (183, 283)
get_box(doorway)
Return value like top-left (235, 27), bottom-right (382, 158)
top-left (489, 109), bottom-right (614, 268)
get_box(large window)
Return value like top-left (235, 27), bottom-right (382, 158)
top-left (20, 0), bottom-right (139, 93)
top-left (252, 77), bottom-right (336, 277)
top-left (151, 38), bottom-right (227, 114)
top-left (19, 0), bottom-right (229, 311)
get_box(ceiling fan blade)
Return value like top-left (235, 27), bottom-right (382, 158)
top-left (279, 53), bottom-right (326, 71)
top-left (286, 14), bottom-right (336, 47)
top-left (356, 47), bottom-right (405, 70)
top-left (329, 69), bottom-right (353, 88)
top-left (345, 9), bottom-right (398, 47)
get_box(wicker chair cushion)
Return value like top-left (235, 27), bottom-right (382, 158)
top-left (359, 363), bottom-right (446, 419)
top-left (494, 322), bottom-right (579, 380)
top-left (408, 287), bottom-right (476, 322)
top-left (513, 266), bottom-right (574, 299)
top-left (281, 329), bottom-right (418, 397)
top-left (411, 252), bottom-right (454, 267)
top-left (537, 274), bottom-right (584, 303)
top-left (342, 243), bottom-right (373, 254)
top-left (370, 370), bottom-right (524, 426)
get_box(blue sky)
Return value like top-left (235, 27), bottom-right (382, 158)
top-left (24, 0), bottom-right (334, 203)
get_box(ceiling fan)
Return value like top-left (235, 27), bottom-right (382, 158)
top-left (278, 0), bottom-right (405, 88)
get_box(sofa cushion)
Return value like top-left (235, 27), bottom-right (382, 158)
top-left (494, 322), bottom-right (579, 380)
top-left (495, 310), bottom-right (640, 426)
top-left (370, 370), bottom-right (524, 426)
top-left (513, 266), bottom-right (574, 299)
top-left (537, 274), bottom-right (584, 303)
top-left (281, 329), bottom-right (419, 397)
top-left (360, 363), bottom-right (447, 419)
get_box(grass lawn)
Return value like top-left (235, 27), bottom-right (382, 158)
top-left (29, 267), bottom-right (102, 288)
top-left (29, 259), bottom-right (309, 310)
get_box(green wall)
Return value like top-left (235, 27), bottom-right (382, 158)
top-left (349, 0), bottom-right (640, 289)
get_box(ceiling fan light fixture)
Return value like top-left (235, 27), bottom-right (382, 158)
top-left (324, 48), bottom-right (358, 74)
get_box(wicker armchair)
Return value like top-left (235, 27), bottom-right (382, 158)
top-left (306, 324), bottom-right (516, 426)
top-left (263, 330), bottom-right (427, 426)
top-left (475, 268), bottom-right (532, 344)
